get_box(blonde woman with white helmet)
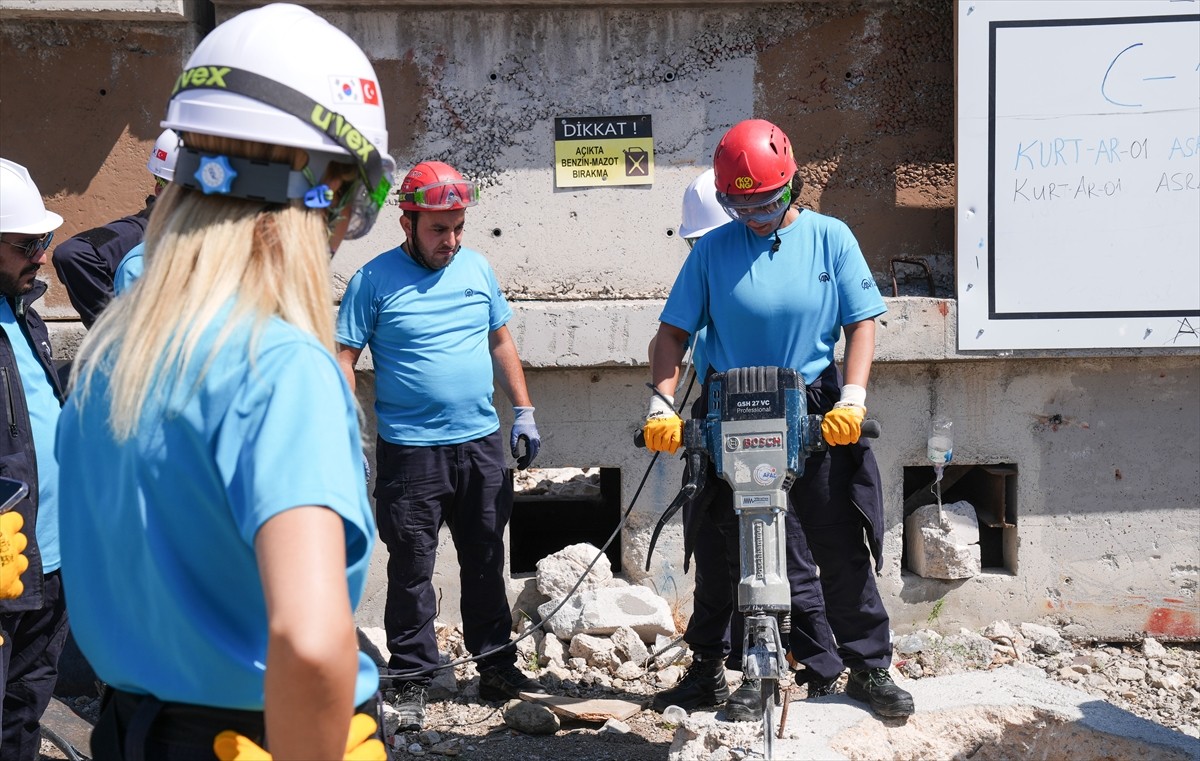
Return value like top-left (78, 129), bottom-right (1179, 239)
top-left (55, 4), bottom-right (392, 759)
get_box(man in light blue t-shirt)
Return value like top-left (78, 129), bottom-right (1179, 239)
top-left (336, 161), bottom-right (546, 732)
top-left (643, 120), bottom-right (915, 721)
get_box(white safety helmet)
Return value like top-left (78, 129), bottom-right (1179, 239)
top-left (0, 158), bottom-right (64, 235)
top-left (679, 168), bottom-right (731, 240)
top-left (162, 3), bottom-right (393, 238)
top-left (146, 128), bottom-right (180, 182)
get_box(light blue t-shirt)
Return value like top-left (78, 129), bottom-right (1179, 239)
top-left (0, 300), bottom-right (60, 572)
top-left (337, 245), bottom-right (513, 446)
top-left (56, 313), bottom-right (377, 710)
top-left (660, 210), bottom-right (886, 384)
top-left (113, 242), bottom-right (144, 295)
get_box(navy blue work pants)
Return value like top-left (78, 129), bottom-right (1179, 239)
top-left (682, 367), bottom-right (893, 678)
top-left (373, 431), bottom-right (516, 684)
top-left (0, 570), bottom-right (70, 761)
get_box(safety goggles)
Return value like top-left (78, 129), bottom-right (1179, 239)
top-left (304, 177), bottom-right (379, 241)
top-left (399, 180), bottom-right (480, 211)
top-left (717, 184), bottom-right (791, 225)
top-left (2, 231), bottom-right (54, 260)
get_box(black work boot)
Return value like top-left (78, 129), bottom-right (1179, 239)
top-left (724, 676), bottom-right (760, 722)
top-left (391, 682), bottom-right (428, 732)
top-left (845, 667), bottom-right (915, 717)
top-left (478, 663), bottom-right (548, 701)
top-left (651, 654), bottom-right (730, 713)
top-left (800, 670), bottom-right (842, 699)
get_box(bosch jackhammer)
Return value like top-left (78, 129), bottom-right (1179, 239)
top-left (642, 366), bottom-right (878, 761)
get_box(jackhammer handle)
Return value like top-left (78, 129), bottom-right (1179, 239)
top-left (634, 431), bottom-right (646, 448)
top-left (861, 419), bottom-right (881, 439)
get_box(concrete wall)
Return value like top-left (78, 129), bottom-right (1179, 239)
top-left (9, 0), bottom-right (1199, 641)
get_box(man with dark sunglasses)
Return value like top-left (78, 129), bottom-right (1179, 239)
top-left (0, 158), bottom-right (70, 760)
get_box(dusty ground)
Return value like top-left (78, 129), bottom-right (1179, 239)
top-left (38, 632), bottom-right (1200, 760)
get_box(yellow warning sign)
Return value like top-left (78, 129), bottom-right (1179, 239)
top-left (554, 115), bottom-right (654, 188)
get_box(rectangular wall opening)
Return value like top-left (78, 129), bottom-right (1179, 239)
top-left (902, 463), bottom-right (1019, 576)
top-left (509, 467), bottom-right (622, 574)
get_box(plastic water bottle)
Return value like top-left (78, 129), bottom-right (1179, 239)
top-left (927, 418), bottom-right (953, 465)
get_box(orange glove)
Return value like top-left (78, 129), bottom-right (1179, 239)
top-left (214, 714), bottom-right (385, 761)
top-left (822, 384), bottom-right (866, 446)
top-left (643, 393), bottom-right (683, 455)
top-left (0, 512), bottom-right (29, 601)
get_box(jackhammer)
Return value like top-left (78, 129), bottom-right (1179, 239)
top-left (641, 366), bottom-right (878, 761)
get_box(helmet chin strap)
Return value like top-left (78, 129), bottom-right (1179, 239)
top-left (768, 202), bottom-right (802, 253)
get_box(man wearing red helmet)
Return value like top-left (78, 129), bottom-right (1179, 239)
top-left (644, 119), bottom-right (914, 719)
top-left (336, 161), bottom-right (546, 731)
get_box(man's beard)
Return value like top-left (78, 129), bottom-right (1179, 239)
top-left (0, 268), bottom-right (35, 299)
top-left (407, 238), bottom-right (456, 271)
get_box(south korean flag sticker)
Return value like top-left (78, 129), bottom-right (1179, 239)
top-left (330, 76), bottom-right (363, 104)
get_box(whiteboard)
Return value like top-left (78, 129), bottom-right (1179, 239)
top-left (957, 0), bottom-right (1200, 350)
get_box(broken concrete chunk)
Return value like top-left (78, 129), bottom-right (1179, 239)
top-left (535, 542), bottom-right (613, 598)
top-left (538, 585), bottom-right (675, 642)
top-left (905, 501), bottom-right (981, 579)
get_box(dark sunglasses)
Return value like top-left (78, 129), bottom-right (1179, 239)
top-left (2, 231), bottom-right (54, 260)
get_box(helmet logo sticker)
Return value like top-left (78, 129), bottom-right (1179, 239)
top-left (734, 176), bottom-right (754, 190)
top-left (195, 155), bottom-right (238, 195)
top-left (330, 77), bottom-right (379, 106)
top-left (753, 464), bottom-right (778, 486)
top-left (154, 149), bottom-right (168, 161)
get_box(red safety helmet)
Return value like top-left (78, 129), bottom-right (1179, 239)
top-left (712, 119), bottom-right (797, 197)
top-left (397, 161), bottom-right (479, 212)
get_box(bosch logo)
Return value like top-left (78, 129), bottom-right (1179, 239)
top-left (741, 435), bottom-right (782, 450)
top-left (726, 436), bottom-right (741, 452)
top-left (734, 176), bottom-right (754, 190)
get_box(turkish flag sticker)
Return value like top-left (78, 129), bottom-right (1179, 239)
top-left (361, 79), bottom-right (379, 106)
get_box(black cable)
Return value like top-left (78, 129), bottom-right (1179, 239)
top-left (381, 348), bottom-right (701, 683)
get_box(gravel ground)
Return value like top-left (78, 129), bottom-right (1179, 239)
top-left (38, 620), bottom-right (1200, 760)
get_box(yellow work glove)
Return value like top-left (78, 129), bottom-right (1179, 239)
top-left (643, 392), bottom-right (683, 455)
top-left (822, 384), bottom-right (866, 446)
top-left (213, 714), bottom-right (385, 761)
top-left (0, 512), bottom-right (29, 601)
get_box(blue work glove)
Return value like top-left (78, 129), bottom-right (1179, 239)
top-left (511, 406), bottom-right (541, 470)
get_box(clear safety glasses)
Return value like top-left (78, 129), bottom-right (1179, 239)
top-left (305, 178), bottom-right (379, 241)
top-left (717, 184), bottom-right (791, 225)
top-left (400, 179), bottom-right (480, 211)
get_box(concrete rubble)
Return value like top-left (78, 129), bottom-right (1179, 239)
top-left (352, 543), bottom-right (1200, 760)
top-left (904, 500), bottom-right (981, 579)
